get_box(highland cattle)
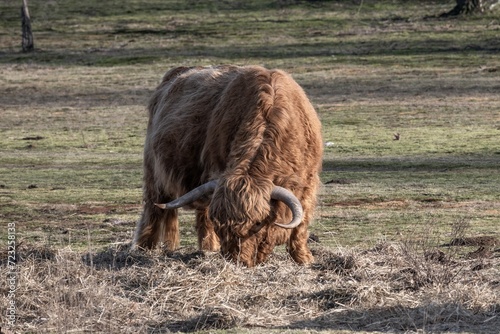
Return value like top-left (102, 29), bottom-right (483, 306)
top-left (133, 65), bottom-right (323, 267)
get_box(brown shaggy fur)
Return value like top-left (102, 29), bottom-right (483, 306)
top-left (133, 65), bottom-right (323, 267)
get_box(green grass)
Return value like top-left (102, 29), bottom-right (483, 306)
top-left (1, 0), bottom-right (499, 250)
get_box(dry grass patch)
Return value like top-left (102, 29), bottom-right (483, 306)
top-left (2, 239), bottom-right (498, 333)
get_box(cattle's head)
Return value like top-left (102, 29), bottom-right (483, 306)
top-left (154, 177), bottom-right (303, 238)
top-left (208, 174), bottom-right (273, 237)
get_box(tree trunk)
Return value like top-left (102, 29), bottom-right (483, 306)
top-left (21, 0), bottom-right (34, 52)
top-left (441, 0), bottom-right (484, 17)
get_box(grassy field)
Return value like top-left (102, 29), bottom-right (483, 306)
top-left (1, 0), bottom-right (499, 333)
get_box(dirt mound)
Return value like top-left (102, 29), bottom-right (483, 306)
top-left (441, 236), bottom-right (499, 259)
top-left (442, 236), bottom-right (498, 247)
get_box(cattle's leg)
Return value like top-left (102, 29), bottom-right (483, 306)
top-left (287, 223), bottom-right (313, 264)
top-left (287, 197), bottom-right (315, 264)
top-left (133, 204), bottom-right (180, 250)
top-left (161, 208), bottom-right (180, 250)
top-left (287, 182), bottom-right (318, 264)
top-left (195, 208), bottom-right (220, 251)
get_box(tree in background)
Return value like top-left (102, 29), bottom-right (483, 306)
top-left (21, 0), bottom-right (34, 52)
top-left (441, 0), bottom-right (485, 16)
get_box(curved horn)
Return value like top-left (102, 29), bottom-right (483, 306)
top-left (271, 186), bottom-right (303, 229)
top-left (154, 180), bottom-right (218, 209)
top-left (154, 181), bottom-right (303, 229)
